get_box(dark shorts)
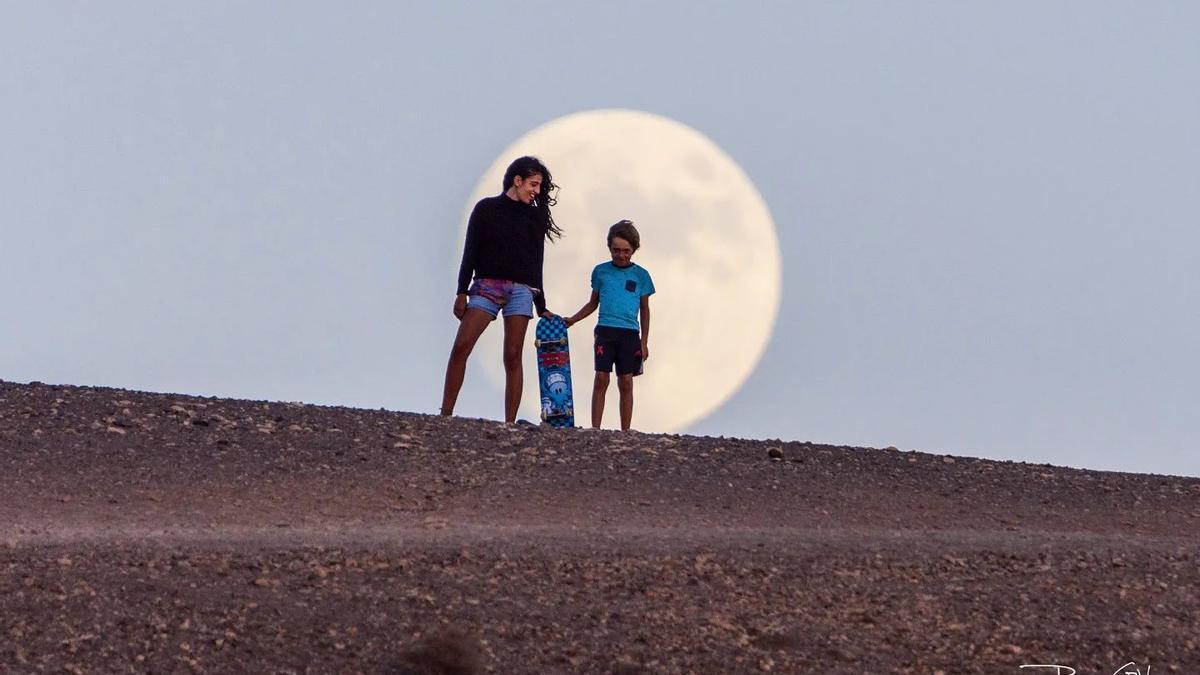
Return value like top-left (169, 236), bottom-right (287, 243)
top-left (594, 326), bottom-right (643, 376)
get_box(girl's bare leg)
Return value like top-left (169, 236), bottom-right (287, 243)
top-left (440, 309), bottom-right (493, 415)
top-left (501, 315), bottom-right (531, 423)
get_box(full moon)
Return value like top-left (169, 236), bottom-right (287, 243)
top-left (461, 109), bottom-right (781, 432)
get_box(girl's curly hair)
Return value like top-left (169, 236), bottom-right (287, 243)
top-left (503, 156), bottom-right (561, 241)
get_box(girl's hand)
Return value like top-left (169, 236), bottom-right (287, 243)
top-left (453, 294), bottom-right (467, 320)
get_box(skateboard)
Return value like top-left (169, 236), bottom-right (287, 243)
top-left (534, 315), bottom-right (574, 428)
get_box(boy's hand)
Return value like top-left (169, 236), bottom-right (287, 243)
top-left (640, 339), bottom-right (650, 362)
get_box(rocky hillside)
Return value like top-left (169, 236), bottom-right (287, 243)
top-left (1, 380), bottom-right (1197, 673)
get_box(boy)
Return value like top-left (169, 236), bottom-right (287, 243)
top-left (565, 220), bottom-right (655, 430)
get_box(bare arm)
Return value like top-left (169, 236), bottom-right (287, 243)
top-left (565, 291), bottom-right (600, 328)
top-left (639, 295), bottom-right (651, 361)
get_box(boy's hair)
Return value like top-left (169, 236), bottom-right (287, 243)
top-left (607, 219), bottom-right (640, 252)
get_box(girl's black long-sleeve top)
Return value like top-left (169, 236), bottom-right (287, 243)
top-left (455, 194), bottom-right (548, 315)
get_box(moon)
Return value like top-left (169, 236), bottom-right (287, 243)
top-left (461, 109), bottom-right (781, 432)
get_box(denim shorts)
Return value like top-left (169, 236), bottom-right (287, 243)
top-left (466, 278), bottom-right (535, 318)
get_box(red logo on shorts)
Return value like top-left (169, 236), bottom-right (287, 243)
top-left (596, 345), bottom-right (604, 356)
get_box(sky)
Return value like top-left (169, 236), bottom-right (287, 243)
top-left (1, 2), bottom-right (1197, 477)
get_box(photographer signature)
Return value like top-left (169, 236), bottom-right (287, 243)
top-left (1020, 663), bottom-right (1150, 675)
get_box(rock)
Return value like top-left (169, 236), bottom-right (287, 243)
top-left (767, 447), bottom-right (784, 460)
top-left (393, 628), bottom-right (482, 675)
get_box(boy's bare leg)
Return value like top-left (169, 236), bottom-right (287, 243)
top-left (617, 374), bottom-right (634, 431)
top-left (501, 315), bottom-right (530, 423)
top-left (441, 309), bottom-right (494, 416)
top-left (591, 372), bottom-right (610, 429)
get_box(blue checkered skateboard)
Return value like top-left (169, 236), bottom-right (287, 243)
top-left (534, 316), bottom-right (574, 428)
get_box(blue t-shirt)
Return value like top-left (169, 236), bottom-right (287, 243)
top-left (591, 261), bottom-right (655, 331)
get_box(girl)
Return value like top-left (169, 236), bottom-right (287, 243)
top-left (440, 156), bottom-right (561, 423)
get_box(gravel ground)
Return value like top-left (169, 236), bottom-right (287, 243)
top-left (2, 380), bottom-right (1198, 674)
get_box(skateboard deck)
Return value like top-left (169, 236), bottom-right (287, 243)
top-left (534, 316), bottom-right (574, 428)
